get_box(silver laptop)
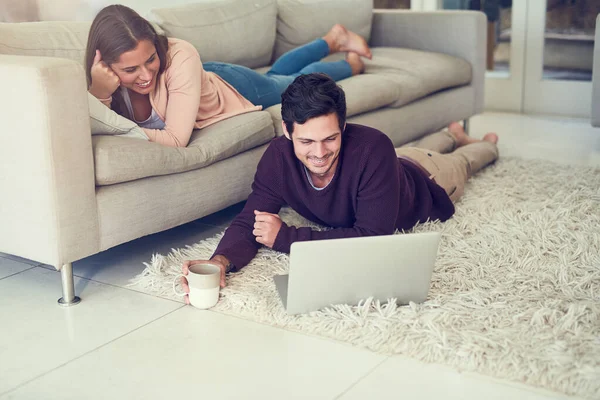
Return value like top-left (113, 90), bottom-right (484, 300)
top-left (273, 232), bottom-right (441, 315)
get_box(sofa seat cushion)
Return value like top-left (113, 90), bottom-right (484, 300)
top-left (265, 47), bottom-right (471, 135)
top-left (364, 47), bottom-right (472, 108)
top-left (93, 111), bottom-right (275, 186)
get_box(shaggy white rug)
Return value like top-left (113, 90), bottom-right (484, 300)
top-left (130, 158), bottom-right (600, 399)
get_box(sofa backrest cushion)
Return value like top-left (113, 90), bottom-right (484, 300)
top-left (273, 0), bottom-right (373, 61)
top-left (0, 20), bottom-right (165, 65)
top-left (0, 21), bottom-right (90, 64)
top-left (148, 0), bottom-right (277, 69)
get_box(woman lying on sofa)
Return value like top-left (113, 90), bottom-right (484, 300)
top-left (86, 4), bottom-right (372, 147)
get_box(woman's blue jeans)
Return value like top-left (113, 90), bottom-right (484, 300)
top-left (203, 39), bottom-right (352, 109)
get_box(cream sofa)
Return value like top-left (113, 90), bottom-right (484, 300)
top-left (0, 0), bottom-right (486, 305)
top-left (592, 14), bottom-right (600, 127)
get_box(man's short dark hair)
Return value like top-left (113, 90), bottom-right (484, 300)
top-left (280, 73), bottom-right (347, 135)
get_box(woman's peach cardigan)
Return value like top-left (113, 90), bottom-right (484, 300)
top-left (101, 38), bottom-right (261, 147)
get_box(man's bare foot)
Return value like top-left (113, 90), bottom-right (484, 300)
top-left (447, 122), bottom-right (499, 147)
top-left (346, 52), bottom-right (364, 75)
top-left (483, 132), bottom-right (499, 144)
top-left (448, 122), bottom-right (479, 147)
top-left (323, 24), bottom-right (372, 59)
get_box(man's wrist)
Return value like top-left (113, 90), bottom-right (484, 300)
top-left (212, 255), bottom-right (235, 273)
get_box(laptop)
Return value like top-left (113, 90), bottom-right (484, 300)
top-left (273, 232), bottom-right (441, 315)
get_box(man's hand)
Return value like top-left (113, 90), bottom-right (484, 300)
top-left (88, 49), bottom-right (120, 100)
top-left (181, 258), bottom-right (227, 305)
top-left (253, 210), bottom-right (283, 248)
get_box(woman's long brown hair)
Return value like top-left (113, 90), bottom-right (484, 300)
top-left (85, 5), bottom-right (169, 117)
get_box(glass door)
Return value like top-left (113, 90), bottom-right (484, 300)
top-left (413, 0), bottom-right (527, 112)
top-left (481, 0), bottom-right (527, 112)
top-left (523, 0), bottom-right (595, 117)
top-left (412, 0), bottom-right (596, 117)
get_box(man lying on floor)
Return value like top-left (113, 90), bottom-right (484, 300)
top-left (181, 73), bottom-right (499, 297)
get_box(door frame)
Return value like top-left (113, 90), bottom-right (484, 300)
top-left (522, 0), bottom-right (592, 117)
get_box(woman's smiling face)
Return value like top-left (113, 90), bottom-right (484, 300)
top-left (111, 39), bottom-right (160, 94)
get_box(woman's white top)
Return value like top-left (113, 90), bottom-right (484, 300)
top-left (121, 87), bottom-right (166, 130)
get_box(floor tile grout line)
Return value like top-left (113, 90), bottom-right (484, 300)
top-left (11, 275), bottom-right (368, 357)
top-left (0, 254), bottom-right (40, 267)
top-left (460, 369), bottom-right (584, 399)
top-left (0, 305), bottom-right (186, 399)
top-left (71, 274), bottom-right (185, 305)
top-left (61, 277), bottom-right (410, 355)
top-left (199, 307), bottom-right (381, 350)
top-left (31, 264), bottom-right (184, 305)
top-left (0, 265), bottom-right (38, 281)
top-left (332, 356), bottom-right (391, 400)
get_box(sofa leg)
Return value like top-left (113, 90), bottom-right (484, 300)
top-left (462, 119), bottom-right (470, 135)
top-left (58, 263), bottom-right (81, 307)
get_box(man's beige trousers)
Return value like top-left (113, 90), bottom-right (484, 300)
top-left (395, 129), bottom-right (499, 202)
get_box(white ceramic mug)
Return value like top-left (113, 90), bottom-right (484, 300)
top-left (173, 262), bottom-right (221, 309)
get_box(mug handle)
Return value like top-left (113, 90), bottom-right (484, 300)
top-left (172, 274), bottom-right (188, 297)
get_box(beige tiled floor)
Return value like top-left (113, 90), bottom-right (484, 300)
top-left (1, 113), bottom-right (596, 400)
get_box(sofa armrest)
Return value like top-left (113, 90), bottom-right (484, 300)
top-left (370, 10), bottom-right (486, 114)
top-left (592, 14), bottom-right (600, 127)
top-left (0, 55), bottom-right (99, 268)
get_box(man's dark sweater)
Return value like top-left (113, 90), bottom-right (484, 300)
top-left (213, 123), bottom-right (454, 269)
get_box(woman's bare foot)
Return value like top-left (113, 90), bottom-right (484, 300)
top-left (323, 24), bottom-right (372, 59)
top-left (447, 121), bottom-right (499, 147)
top-left (346, 52), bottom-right (365, 75)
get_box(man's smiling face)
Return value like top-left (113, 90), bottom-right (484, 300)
top-left (284, 112), bottom-right (343, 184)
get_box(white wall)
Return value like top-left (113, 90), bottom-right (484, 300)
top-left (71, 0), bottom-right (216, 20)
top-left (1, 0), bottom-right (214, 22)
